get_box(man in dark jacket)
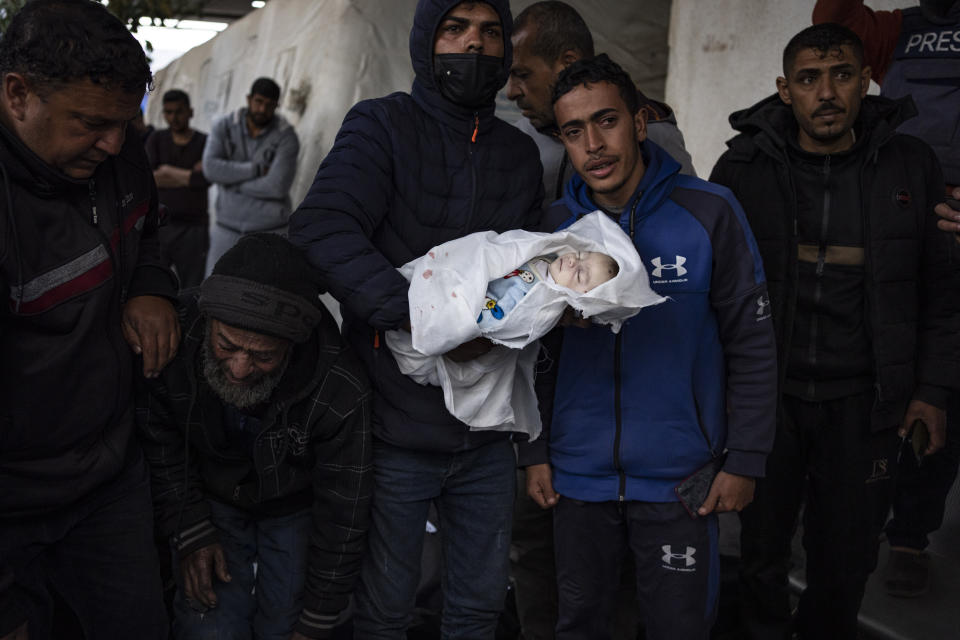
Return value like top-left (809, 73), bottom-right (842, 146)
top-left (0, 2), bottom-right (181, 639)
top-left (814, 0), bottom-right (960, 596)
top-left (138, 234), bottom-right (372, 640)
top-left (710, 23), bottom-right (959, 639)
top-left (289, 0), bottom-right (543, 636)
top-left (521, 54), bottom-right (777, 640)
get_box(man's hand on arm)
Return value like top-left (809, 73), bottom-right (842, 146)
top-left (526, 463), bottom-right (559, 509)
top-left (934, 187), bottom-right (960, 244)
top-left (179, 543), bottom-right (231, 609)
top-left (697, 471), bottom-right (756, 516)
top-left (899, 399), bottom-right (947, 456)
top-left (153, 164), bottom-right (192, 189)
top-left (122, 295), bottom-right (180, 378)
top-left (557, 305), bottom-right (592, 329)
top-left (444, 337), bottom-right (494, 362)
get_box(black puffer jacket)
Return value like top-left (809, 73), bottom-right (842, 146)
top-left (289, 0), bottom-right (543, 451)
top-left (710, 94), bottom-right (959, 429)
top-left (137, 293), bottom-right (372, 639)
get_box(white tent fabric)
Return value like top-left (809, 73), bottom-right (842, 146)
top-left (148, 0), bottom-right (671, 208)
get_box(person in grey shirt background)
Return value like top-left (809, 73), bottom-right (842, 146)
top-left (202, 77), bottom-right (300, 274)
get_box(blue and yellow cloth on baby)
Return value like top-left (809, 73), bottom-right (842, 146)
top-left (477, 257), bottom-right (553, 329)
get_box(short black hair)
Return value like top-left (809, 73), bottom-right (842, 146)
top-left (783, 23), bottom-right (864, 76)
top-left (514, 1), bottom-right (594, 63)
top-left (162, 89), bottom-right (190, 107)
top-left (249, 77), bottom-right (281, 101)
top-left (552, 53), bottom-right (638, 115)
top-left (0, 0), bottom-right (152, 95)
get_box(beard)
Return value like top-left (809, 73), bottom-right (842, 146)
top-left (201, 334), bottom-right (289, 409)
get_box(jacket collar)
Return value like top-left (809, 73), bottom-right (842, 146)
top-left (0, 119), bottom-right (91, 198)
top-left (561, 139), bottom-right (681, 228)
top-left (725, 93), bottom-right (917, 161)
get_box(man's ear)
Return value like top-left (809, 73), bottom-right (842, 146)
top-left (859, 65), bottom-right (872, 98)
top-left (776, 76), bottom-right (792, 105)
top-left (3, 72), bottom-right (32, 121)
top-left (634, 108), bottom-right (648, 143)
top-left (557, 48), bottom-right (580, 70)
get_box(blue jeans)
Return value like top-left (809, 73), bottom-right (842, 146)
top-left (174, 501), bottom-right (311, 640)
top-left (353, 438), bottom-right (516, 639)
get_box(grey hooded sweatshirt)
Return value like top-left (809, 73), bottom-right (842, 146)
top-left (202, 107), bottom-right (300, 232)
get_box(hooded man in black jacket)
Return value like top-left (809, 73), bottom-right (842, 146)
top-left (710, 23), bottom-right (959, 640)
top-left (289, 0), bottom-right (543, 637)
top-left (138, 234), bottom-right (372, 640)
top-left (0, 2), bottom-right (180, 639)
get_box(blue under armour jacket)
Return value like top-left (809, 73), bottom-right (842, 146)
top-left (524, 141), bottom-right (777, 502)
top-left (289, 0), bottom-right (544, 452)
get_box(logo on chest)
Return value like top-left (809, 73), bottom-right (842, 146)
top-left (649, 255), bottom-right (688, 283)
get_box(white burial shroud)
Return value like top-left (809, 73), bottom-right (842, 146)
top-left (385, 211), bottom-right (666, 439)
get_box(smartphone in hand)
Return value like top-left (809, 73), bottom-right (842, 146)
top-left (910, 419), bottom-right (929, 465)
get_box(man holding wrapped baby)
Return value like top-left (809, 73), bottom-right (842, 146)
top-left (288, 1), bottom-right (775, 638)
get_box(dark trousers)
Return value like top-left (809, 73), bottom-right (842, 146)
top-left (511, 471), bottom-right (642, 640)
top-left (159, 221), bottom-right (209, 290)
top-left (510, 470), bottom-right (558, 640)
top-left (0, 455), bottom-right (168, 640)
top-left (885, 392), bottom-right (960, 550)
top-left (739, 391), bottom-right (900, 640)
top-left (553, 499), bottom-right (718, 640)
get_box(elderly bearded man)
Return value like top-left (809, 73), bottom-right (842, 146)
top-left (138, 234), bottom-right (372, 640)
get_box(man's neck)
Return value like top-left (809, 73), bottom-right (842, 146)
top-left (796, 128), bottom-right (856, 155)
top-left (171, 128), bottom-right (195, 146)
top-left (246, 115), bottom-right (269, 138)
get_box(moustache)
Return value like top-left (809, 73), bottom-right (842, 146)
top-left (813, 103), bottom-right (845, 117)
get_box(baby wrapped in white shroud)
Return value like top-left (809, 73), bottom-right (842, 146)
top-left (386, 211), bottom-right (665, 439)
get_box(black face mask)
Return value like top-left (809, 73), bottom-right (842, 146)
top-left (433, 53), bottom-right (503, 109)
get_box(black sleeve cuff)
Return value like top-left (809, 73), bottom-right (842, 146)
top-left (128, 265), bottom-right (179, 301)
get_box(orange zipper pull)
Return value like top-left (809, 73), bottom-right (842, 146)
top-left (374, 330), bottom-right (380, 349)
top-left (471, 115), bottom-right (479, 143)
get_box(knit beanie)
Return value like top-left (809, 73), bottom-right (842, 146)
top-left (198, 233), bottom-right (324, 343)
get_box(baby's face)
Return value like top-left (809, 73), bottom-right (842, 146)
top-left (548, 251), bottom-right (617, 293)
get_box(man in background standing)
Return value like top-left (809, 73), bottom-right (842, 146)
top-left (506, 0), bottom-right (695, 204)
top-left (813, 0), bottom-right (960, 597)
top-left (146, 89), bottom-right (211, 289)
top-left (203, 77), bottom-right (299, 274)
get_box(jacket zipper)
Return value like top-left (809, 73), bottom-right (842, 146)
top-left (805, 155), bottom-right (832, 397)
top-left (466, 113), bottom-right (479, 233)
top-left (612, 199), bottom-right (642, 504)
top-left (613, 331), bottom-right (625, 504)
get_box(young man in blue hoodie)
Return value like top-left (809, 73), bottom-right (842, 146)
top-left (519, 55), bottom-right (777, 639)
top-left (289, 1), bottom-right (543, 637)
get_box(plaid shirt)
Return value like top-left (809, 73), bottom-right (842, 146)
top-left (137, 294), bottom-right (372, 638)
